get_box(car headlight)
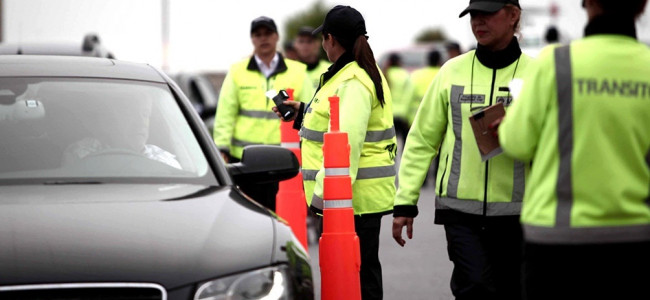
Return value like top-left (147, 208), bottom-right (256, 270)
top-left (194, 265), bottom-right (293, 300)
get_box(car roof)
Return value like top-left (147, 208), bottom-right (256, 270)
top-left (0, 43), bottom-right (86, 56)
top-left (0, 55), bottom-right (165, 83)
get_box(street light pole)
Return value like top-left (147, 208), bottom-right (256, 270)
top-left (162, 0), bottom-right (170, 72)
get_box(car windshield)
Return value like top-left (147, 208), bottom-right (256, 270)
top-left (0, 77), bottom-right (217, 185)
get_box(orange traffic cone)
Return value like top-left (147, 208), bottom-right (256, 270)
top-left (276, 88), bottom-right (308, 251)
top-left (319, 95), bottom-right (362, 300)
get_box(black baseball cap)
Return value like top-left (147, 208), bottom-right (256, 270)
top-left (251, 16), bottom-right (277, 34)
top-left (459, 0), bottom-right (521, 18)
top-left (313, 5), bottom-right (367, 50)
top-left (297, 26), bottom-right (316, 37)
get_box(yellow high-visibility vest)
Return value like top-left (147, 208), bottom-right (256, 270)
top-left (301, 61), bottom-right (396, 215)
top-left (499, 35), bottom-right (650, 244)
top-left (213, 55), bottom-right (313, 159)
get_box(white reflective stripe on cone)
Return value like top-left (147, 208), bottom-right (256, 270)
top-left (325, 167), bottom-right (349, 176)
top-left (281, 142), bottom-right (300, 148)
top-left (324, 199), bottom-right (353, 209)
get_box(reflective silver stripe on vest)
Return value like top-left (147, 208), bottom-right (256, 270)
top-left (300, 128), bottom-right (325, 142)
top-left (302, 169), bottom-right (318, 181)
top-left (231, 138), bottom-right (278, 148)
top-left (312, 194), bottom-right (323, 210)
top-left (365, 126), bottom-right (396, 142)
top-left (555, 45), bottom-right (574, 228)
top-left (281, 142), bottom-right (300, 149)
top-left (436, 196), bottom-right (521, 216)
top-left (301, 127), bottom-right (396, 143)
top-left (357, 165), bottom-right (396, 179)
top-left (512, 161), bottom-right (525, 202)
top-left (239, 109), bottom-right (278, 120)
top-left (523, 224), bottom-right (650, 244)
top-left (324, 199), bottom-right (353, 209)
top-left (447, 85), bottom-right (465, 198)
top-left (325, 168), bottom-right (349, 176)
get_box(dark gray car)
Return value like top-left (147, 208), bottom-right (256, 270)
top-left (0, 55), bottom-right (313, 299)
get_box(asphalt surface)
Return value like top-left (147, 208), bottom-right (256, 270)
top-left (307, 183), bottom-right (454, 300)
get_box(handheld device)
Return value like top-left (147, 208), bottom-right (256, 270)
top-left (266, 89), bottom-right (294, 119)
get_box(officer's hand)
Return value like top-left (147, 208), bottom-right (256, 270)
top-left (489, 116), bottom-right (505, 137)
top-left (220, 151), bottom-right (229, 163)
top-left (272, 100), bottom-right (301, 122)
top-left (392, 217), bottom-right (414, 247)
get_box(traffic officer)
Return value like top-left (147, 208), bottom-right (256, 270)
top-left (409, 49), bottom-right (441, 125)
top-left (293, 26), bottom-right (331, 89)
top-left (445, 41), bottom-right (463, 62)
top-left (497, 0), bottom-right (650, 299)
top-left (392, 0), bottom-right (533, 299)
top-left (383, 53), bottom-right (415, 151)
top-left (213, 16), bottom-right (313, 211)
top-left (408, 49), bottom-right (442, 187)
top-left (274, 5), bottom-right (396, 299)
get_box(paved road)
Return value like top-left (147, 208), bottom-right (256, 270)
top-left (308, 184), bottom-right (454, 300)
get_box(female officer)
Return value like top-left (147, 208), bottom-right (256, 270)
top-left (391, 0), bottom-right (532, 299)
top-left (497, 0), bottom-right (649, 299)
top-left (275, 5), bottom-right (396, 299)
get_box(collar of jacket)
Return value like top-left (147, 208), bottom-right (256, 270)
top-left (306, 60), bottom-right (321, 71)
top-left (247, 52), bottom-right (288, 77)
top-left (321, 51), bottom-right (354, 86)
top-left (584, 14), bottom-right (637, 39)
top-left (475, 37), bottom-right (522, 69)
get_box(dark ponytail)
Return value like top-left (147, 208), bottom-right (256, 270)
top-left (353, 35), bottom-right (385, 107)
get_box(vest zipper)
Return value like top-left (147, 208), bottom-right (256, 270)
top-left (265, 77), bottom-right (270, 107)
top-left (483, 68), bottom-right (498, 218)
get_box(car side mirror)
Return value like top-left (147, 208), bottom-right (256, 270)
top-left (227, 145), bottom-right (299, 184)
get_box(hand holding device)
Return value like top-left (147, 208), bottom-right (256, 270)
top-left (266, 89), bottom-right (295, 120)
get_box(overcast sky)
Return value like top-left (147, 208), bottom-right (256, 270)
top-left (3, 0), bottom-right (649, 73)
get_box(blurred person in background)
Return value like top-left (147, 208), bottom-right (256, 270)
top-left (294, 26), bottom-right (331, 89)
top-left (497, 0), bottom-right (650, 299)
top-left (274, 5), bottom-right (396, 299)
top-left (409, 49), bottom-right (442, 187)
top-left (293, 26), bottom-right (331, 243)
top-left (544, 25), bottom-right (560, 44)
top-left (213, 16), bottom-right (313, 211)
top-left (383, 52), bottom-right (415, 154)
top-left (283, 40), bottom-right (299, 60)
top-left (409, 49), bottom-right (442, 125)
top-left (445, 41), bottom-right (463, 62)
top-left (392, 0), bottom-right (533, 299)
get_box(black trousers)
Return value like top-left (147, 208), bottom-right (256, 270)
top-left (355, 214), bottom-right (383, 300)
top-left (444, 222), bottom-right (523, 300)
top-left (523, 241), bottom-right (650, 300)
top-left (394, 117), bottom-right (410, 148)
top-left (230, 156), bottom-right (279, 211)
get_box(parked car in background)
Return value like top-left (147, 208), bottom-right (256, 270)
top-left (377, 42), bottom-right (449, 73)
top-left (169, 71), bottom-right (225, 133)
top-left (0, 33), bottom-right (115, 58)
top-left (0, 55), bottom-right (313, 299)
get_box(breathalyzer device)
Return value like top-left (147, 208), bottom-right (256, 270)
top-left (266, 89), bottom-right (295, 119)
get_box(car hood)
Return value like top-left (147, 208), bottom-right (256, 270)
top-left (0, 184), bottom-right (276, 290)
